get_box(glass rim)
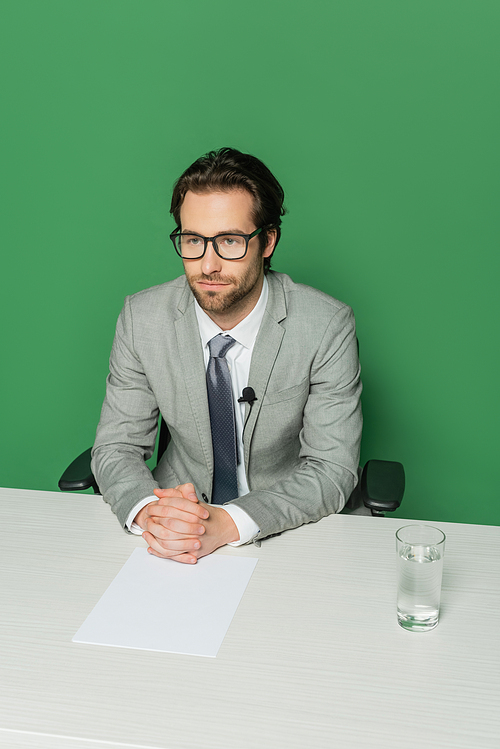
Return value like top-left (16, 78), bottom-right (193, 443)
top-left (396, 523), bottom-right (446, 546)
top-left (169, 227), bottom-right (263, 260)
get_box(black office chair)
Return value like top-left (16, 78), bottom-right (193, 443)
top-left (58, 416), bottom-right (405, 516)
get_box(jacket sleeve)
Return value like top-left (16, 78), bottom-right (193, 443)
top-left (91, 297), bottom-right (161, 528)
top-left (229, 305), bottom-right (362, 541)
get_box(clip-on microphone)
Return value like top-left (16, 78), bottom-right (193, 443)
top-left (238, 387), bottom-right (257, 405)
top-left (238, 387), bottom-right (257, 431)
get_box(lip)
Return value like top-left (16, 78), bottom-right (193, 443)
top-left (197, 282), bottom-right (230, 290)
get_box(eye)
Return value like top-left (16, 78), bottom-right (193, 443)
top-left (219, 235), bottom-right (245, 247)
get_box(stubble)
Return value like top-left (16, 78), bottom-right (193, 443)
top-left (186, 253), bottom-right (264, 317)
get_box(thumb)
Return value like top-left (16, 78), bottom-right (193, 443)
top-left (177, 483), bottom-right (199, 502)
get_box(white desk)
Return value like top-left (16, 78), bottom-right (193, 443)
top-left (0, 487), bottom-right (499, 749)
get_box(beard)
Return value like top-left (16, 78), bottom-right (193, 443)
top-left (186, 253), bottom-right (263, 315)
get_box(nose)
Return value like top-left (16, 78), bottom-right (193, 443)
top-left (201, 240), bottom-right (223, 276)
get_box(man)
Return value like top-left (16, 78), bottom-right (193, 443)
top-left (91, 147), bottom-right (362, 564)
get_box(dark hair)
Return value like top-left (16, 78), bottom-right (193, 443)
top-left (170, 147), bottom-right (286, 272)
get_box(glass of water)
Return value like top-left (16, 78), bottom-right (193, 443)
top-left (396, 524), bottom-right (446, 632)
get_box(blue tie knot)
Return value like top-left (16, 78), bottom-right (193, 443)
top-left (208, 334), bottom-right (236, 359)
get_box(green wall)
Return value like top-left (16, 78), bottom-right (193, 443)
top-left (1, 0), bottom-right (498, 526)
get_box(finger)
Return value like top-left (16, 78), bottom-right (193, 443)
top-left (154, 487), bottom-right (184, 500)
top-left (143, 530), bottom-right (202, 551)
top-left (177, 483), bottom-right (199, 502)
top-left (133, 500), bottom-right (159, 529)
top-left (142, 519), bottom-right (200, 541)
top-left (152, 496), bottom-right (209, 519)
top-left (146, 504), bottom-right (209, 524)
top-left (154, 485), bottom-right (198, 502)
top-left (147, 547), bottom-right (198, 564)
top-left (143, 530), bottom-right (201, 554)
top-left (144, 517), bottom-right (206, 539)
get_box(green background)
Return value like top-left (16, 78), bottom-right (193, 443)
top-left (1, 0), bottom-right (498, 525)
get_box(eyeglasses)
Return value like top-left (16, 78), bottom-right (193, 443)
top-left (170, 228), bottom-right (263, 260)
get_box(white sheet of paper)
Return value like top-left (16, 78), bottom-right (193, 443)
top-left (73, 548), bottom-right (258, 657)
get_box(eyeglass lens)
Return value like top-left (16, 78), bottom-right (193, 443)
top-left (174, 234), bottom-right (248, 259)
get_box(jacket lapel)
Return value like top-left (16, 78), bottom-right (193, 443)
top-left (174, 282), bottom-right (214, 477)
top-left (243, 273), bottom-right (287, 475)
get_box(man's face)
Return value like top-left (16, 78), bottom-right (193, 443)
top-left (179, 189), bottom-right (275, 326)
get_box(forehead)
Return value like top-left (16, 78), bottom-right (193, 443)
top-left (180, 189), bottom-right (255, 231)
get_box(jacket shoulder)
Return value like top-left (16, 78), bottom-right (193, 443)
top-left (123, 275), bottom-right (188, 316)
top-left (268, 271), bottom-right (352, 316)
top-left (126, 275), bottom-right (187, 303)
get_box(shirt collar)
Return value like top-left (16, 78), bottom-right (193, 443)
top-left (194, 275), bottom-right (269, 350)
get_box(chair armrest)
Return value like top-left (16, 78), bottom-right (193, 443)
top-left (360, 459), bottom-right (405, 515)
top-left (58, 447), bottom-right (99, 492)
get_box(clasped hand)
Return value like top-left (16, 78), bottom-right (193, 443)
top-left (134, 484), bottom-right (239, 564)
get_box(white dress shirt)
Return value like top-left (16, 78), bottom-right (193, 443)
top-left (125, 276), bottom-right (269, 545)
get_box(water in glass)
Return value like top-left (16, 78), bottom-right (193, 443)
top-left (397, 543), bottom-right (444, 631)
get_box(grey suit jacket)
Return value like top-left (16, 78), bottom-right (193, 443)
top-left (91, 271), bottom-right (363, 541)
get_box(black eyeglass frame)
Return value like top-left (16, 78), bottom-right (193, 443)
top-left (170, 227), bottom-right (263, 260)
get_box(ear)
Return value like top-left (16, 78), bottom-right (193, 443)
top-left (262, 229), bottom-right (277, 258)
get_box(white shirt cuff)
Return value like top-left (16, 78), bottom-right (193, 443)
top-left (125, 495), bottom-right (157, 534)
top-left (220, 503), bottom-right (260, 546)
